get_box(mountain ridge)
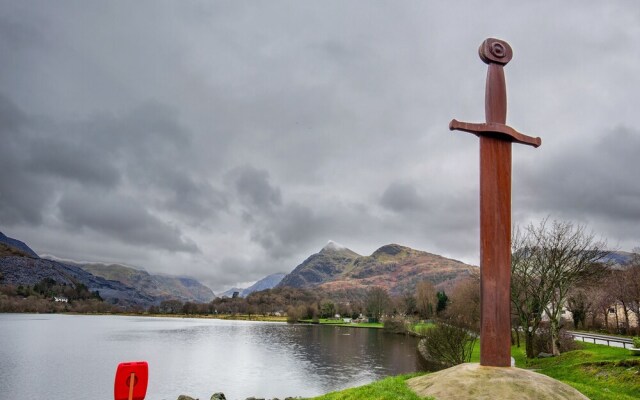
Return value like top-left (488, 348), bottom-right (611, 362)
top-left (0, 232), bottom-right (214, 306)
top-left (76, 262), bottom-right (215, 303)
top-left (278, 242), bottom-right (477, 295)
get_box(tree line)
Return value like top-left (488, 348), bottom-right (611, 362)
top-left (0, 277), bottom-right (114, 313)
top-left (148, 284), bottom-right (452, 324)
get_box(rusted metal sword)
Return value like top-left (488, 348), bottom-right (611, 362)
top-left (450, 38), bottom-right (541, 367)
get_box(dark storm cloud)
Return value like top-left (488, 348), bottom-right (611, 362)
top-left (0, 91), bottom-right (218, 248)
top-left (519, 125), bottom-right (640, 223)
top-left (27, 131), bottom-right (120, 188)
top-left (0, 94), bottom-right (51, 225)
top-left (58, 190), bottom-right (198, 253)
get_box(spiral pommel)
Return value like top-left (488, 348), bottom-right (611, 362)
top-left (479, 38), bottom-right (512, 65)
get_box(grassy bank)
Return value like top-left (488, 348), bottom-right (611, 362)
top-left (513, 342), bottom-right (640, 400)
top-left (307, 340), bottom-right (639, 400)
top-left (308, 373), bottom-right (433, 400)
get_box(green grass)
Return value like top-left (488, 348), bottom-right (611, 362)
top-left (409, 322), bottom-right (435, 335)
top-left (306, 373), bottom-right (433, 400)
top-left (511, 342), bottom-right (640, 400)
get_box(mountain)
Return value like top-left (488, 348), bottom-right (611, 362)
top-left (278, 242), bottom-right (477, 295)
top-left (601, 251), bottom-right (635, 268)
top-left (0, 232), bottom-right (213, 307)
top-left (219, 287), bottom-right (244, 298)
top-left (277, 241), bottom-right (361, 288)
top-left (241, 272), bottom-right (286, 296)
top-left (78, 262), bottom-right (215, 303)
top-left (0, 234), bottom-right (155, 307)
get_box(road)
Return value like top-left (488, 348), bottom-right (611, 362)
top-left (567, 330), bottom-right (636, 349)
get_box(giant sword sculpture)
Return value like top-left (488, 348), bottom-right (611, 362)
top-left (450, 38), bottom-right (541, 367)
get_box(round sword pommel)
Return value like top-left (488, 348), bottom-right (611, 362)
top-left (479, 38), bottom-right (512, 65)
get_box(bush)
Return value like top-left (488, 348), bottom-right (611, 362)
top-left (633, 337), bottom-right (640, 349)
top-left (420, 320), bottom-right (477, 367)
top-left (383, 317), bottom-right (408, 334)
top-left (286, 306), bottom-right (300, 323)
top-left (533, 323), bottom-right (578, 355)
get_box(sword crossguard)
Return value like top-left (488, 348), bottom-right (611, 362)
top-left (449, 119), bottom-right (541, 148)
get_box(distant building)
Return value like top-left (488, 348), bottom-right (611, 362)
top-left (54, 296), bottom-right (68, 303)
top-left (232, 291), bottom-right (240, 298)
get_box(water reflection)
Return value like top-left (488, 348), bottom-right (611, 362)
top-left (0, 315), bottom-right (423, 399)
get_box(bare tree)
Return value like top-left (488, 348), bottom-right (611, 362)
top-left (511, 225), bottom-right (554, 358)
top-left (445, 273), bottom-right (480, 332)
top-left (592, 284), bottom-right (615, 331)
top-left (565, 287), bottom-right (593, 330)
top-left (610, 269), bottom-right (632, 333)
top-left (415, 280), bottom-right (437, 320)
top-left (511, 219), bottom-right (609, 357)
top-left (365, 286), bottom-right (391, 322)
top-left (623, 249), bottom-right (640, 335)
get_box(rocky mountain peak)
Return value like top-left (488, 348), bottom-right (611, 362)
top-left (372, 243), bottom-right (411, 257)
top-left (321, 240), bottom-right (346, 252)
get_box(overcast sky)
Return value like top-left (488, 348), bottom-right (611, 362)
top-left (1, 1), bottom-right (638, 293)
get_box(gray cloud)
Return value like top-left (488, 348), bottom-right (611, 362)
top-left (380, 182), bottom-right (424, 212)
top-left (0, 94), bottom-right (51, 225)
top-left (58, 190), bottom-right (198, 253)
top-left (227, 165), bottom-right (282, 211)
top-left (516, 125), bottom-right (640, 247)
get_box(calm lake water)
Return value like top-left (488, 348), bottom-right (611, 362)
top-left (0, 314), bottom-right (423, 399)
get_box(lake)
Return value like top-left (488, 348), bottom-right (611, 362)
top-left (0, 314), bottom-right (424, 399)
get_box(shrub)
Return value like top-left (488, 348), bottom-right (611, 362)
top-left (383, 317), bottom-right (408, 334)
top-left (633, 337), bottom-right (640, 349)
top-left (421, 320), bottom-right (477, 367)
top-left (532, 323), bottom-right (578, 355)
top-left (286, 306), bottom-right (299, 323)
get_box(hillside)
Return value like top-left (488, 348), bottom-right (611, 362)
top-left (278, 242), bottom-right (476, 295)
top-left (79, 262), bottom-right (215, 303)
top-left (0, 232), bottom-right (213, 307)
top-left (0, 232), bottom-right (39, 258)
top-left (0, 254), bottom-right (155, 307)
top-left (241, 272), bottom-right (286, 296)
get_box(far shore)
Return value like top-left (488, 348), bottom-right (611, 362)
top-left (26, 311), bottom-right (393, 328)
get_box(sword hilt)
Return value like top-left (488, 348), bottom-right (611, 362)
top-left (450, 38), bottom-right (542, 149)
top-left (449, 119), bottom-right (541, 148)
